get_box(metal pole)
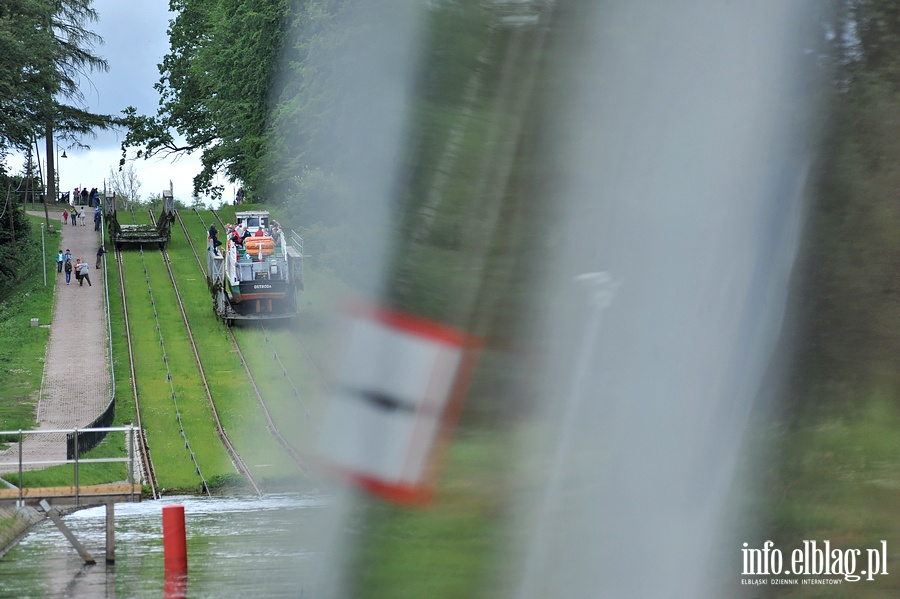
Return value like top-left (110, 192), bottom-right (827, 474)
top-left (73, 429), bottom-right (79, 506)
top-left (105, 501), bottom-right (116, 563)
top-left (18, 430), bottom-right (22, 504)
top-left (128, 426), bottom-right (134, 490)
top-left (39, 500), bottom-right (96, 564)
top-left (41, 223), bottom-right (46, 287)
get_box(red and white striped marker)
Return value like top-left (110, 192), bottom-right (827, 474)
top-left (316, 303), bottom-right (480, 505)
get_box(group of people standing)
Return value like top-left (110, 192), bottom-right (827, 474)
top-left (73, 187), bottom-right (100, 207)
top-left (61, 207), bottom-right (86, 227)
top-left (54, 200), bottom-right (107, 287)
top-left (61, 205), bottom-right (103, 230)
top-left (226, 221), bottom-right (283, 247)
top-left (207, 220), bottom-right (283, 256)
top-left (55, 249), bottom-right (93, 287)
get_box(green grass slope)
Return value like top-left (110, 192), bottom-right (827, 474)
top-left (114, 209), bottom-right (235, 490)
top-left (167, 209), bottom-right (306, 488)
top-left (0, 216), bottom-right (57, 437)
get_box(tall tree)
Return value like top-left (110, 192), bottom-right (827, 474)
top-left (851, 0), bottom-right (900, 85)
top-left (0, 0), bottom-right (112, 151)
top-left (0, 0), bottom-right (55, 152)
top-left (121, 0), bottom-right (287, 199)
top-left (43, 0), bottom-right (113, 227)
top-left (0, 0), bottom-right (114, 227)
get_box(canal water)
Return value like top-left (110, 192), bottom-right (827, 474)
top-left (0, 494), bottom-right (330, 599)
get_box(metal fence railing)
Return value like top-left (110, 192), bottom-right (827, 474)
top-left (0, 426), bottom-right (137, 504)
top-left (66, 404), bottom-right (116, 460)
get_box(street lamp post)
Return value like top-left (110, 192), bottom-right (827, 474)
top-left (40, 223), bottom-right (46, 287)
top-left (58, 145), bottom-right (67, 204)
top-left (103, 191), bottom-right (114, 247)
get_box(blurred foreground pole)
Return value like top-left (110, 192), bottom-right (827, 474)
top-left (290, 0), bottom-right (827, 596)
top-left (286, 1), bottom-right (429, 596)
top-left (509, 2), bottom-right (824, 598)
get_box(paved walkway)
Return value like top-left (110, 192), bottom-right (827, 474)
top-left (0, 209), bottom-right (110, 472)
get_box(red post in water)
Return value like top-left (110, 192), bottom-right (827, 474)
top-left (162, 505), bottom-right (188, 572)
top-left (164, 568), bottom-right (188, 599)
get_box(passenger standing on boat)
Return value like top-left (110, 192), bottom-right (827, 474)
top-left (209, 222), bottom-right (222, 255)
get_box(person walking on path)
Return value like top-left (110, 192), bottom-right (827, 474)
top-left (62, 209), bottom-right (68, 226)
top-left (96, 245), bottom-right (106, 269)
top-left (78, 261), bottom-right (91, 287)
top-left (70, 209), bottom-right (77, 226)
top-left (55, 250), bottom-right (64, 274)
top-left (64, 258), bottom-right (72, 285)
top-left (93, 207), bottom-right (101, 231)
top-left (78, 207), bottom-right (86, 226)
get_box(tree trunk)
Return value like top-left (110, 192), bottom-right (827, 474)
top-left (9, 184), bottom-right (16, 247)
top-left (44, 123), bottom-right (54, 228)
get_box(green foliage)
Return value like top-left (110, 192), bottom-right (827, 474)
top-left (121, 0), bottom-right (288, 198)
top-left (788, 73), bottom-right (900, 419)
top-left (290, 167), bottom-right (352, 225)
top-left (116, 239), bottom-right (237, 488)
top-left (348, 433), bottom-right (509, 599)
top-left (262, 0), bottom-right (356, 187)
top-left (753, 3), bottom-right (900, 596)
top-left (0, 0), bottom-right (114, 154)
top-left (851, 0), bottom-right (900, 87)
top-left (168, 209), bottom-right (308, 487)
top-left (0, 216), bottom-right (55, 436)
top-left (755, 395), bottom-right (900, 597)
top-left (0, 198), bottom-right (33, 292)
top-left (0, 0), bottom-right (55, 151)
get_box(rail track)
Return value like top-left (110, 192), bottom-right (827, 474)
top-left (193, 209), bottom-right (323, 379)
top-left (200, 208), bottom-right (324, 384)
top-left (151, 211), bottom-right (263, 495)
top-left (113, 205), bottom-right (160, 498)
top-left (114, 203), bottom-right (261, 496)
top-left (114, 246), bottom-right (159, 499)
top-left (176, 209), bottom-right (310, 472)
